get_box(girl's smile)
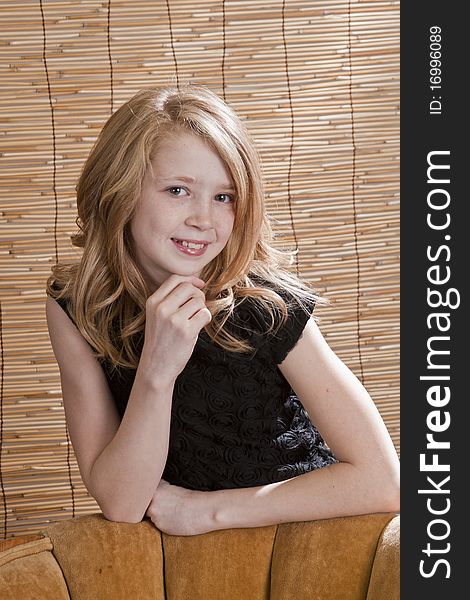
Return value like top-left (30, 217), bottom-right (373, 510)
top-left (171, 238), bottom-right (210, 256)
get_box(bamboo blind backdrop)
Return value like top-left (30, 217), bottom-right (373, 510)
top-left (0, 0), bottom-right (399, 538)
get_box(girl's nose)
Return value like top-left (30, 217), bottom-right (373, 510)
top-left (185, 199), bottom-right (213, 230)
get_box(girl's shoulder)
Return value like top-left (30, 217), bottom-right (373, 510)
top-left (47, 282), bottom-right (78, 330)
top-left (53, 294), bottom-right (68, 313)
top-left (231, 276), bottom-right (316, 364)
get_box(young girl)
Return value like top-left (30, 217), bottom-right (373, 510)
top-left (46, 84), bottom-right (399, 536)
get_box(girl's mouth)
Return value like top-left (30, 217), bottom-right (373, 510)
top-left (171, 238), bottom-right (209, 256)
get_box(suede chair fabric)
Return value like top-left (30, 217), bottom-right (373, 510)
top-left (0, 535), bottom-right (70, 600)
top-left (270, 513), bottom-right (395, 600)
top-left (163, 525), bottom-right (277, 600)
top-left (45, 514), bottom-right (165, 600)
top-left (0, 512), bottom-right (399, 599)
top-left (366, 515), bottom-right (400, 600)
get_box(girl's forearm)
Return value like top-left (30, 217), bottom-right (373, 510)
top-left (88, 369), bottom-right (175, 523)
top-left (209, 462), bottom-right (400, 531)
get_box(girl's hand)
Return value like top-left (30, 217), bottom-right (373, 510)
top-left (145, 479), bottom-right (216, 536)
top-left (140, 274), bottom-right (211, 383)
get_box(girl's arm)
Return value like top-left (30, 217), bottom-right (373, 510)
top-left (46, 275), bottom-right (210, 524)
top-left (147, 317), bottom-right (399, 535)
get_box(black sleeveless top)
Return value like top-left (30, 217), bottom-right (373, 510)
top-left (54, 286), bottom-right (337, 491)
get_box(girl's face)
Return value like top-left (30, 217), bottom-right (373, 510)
top-left (129, 130), bottom-right (236, 292)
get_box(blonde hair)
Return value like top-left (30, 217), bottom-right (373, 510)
top-left (47, 83), bottom-right (326, 369)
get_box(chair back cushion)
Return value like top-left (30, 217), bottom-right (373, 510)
top-left (45, 514), bottom-right (165, 600)
top-left (0, 534), bottom-right (69, 600)
top-left (270, 514), bottom-right (396, 600)
top-left (163, 525), bottom-right (277, 599)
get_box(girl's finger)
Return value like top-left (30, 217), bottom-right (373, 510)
top-left (149, 274), bottom-right (205, 305)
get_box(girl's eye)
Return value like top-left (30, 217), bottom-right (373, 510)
top-left (216, 193), bottom-right (234, 204)
top-left (167, 187), bottom-right (188, 197)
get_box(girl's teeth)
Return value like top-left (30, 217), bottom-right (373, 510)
top-left (181, 241), bottom-right (204, 249)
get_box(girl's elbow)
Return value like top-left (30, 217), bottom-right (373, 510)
top-left (377, 472), bottom-right (400, 514)
top-left (101, 507), bottom-right (145, 524)
top-left (97, 496), bottom-right (146, 524)
top-left (88, 483), bottom-right (146, 523)
top-left (389, 480), bottom-right (401, 513)
top-left (380, 487), bottom-right (400, 513)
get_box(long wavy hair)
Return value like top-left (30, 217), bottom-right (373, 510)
top-left (47, 83), bottom-right (327, 369)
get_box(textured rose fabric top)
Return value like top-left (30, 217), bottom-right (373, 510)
top-left (54, 284), bottom-right (337, 491)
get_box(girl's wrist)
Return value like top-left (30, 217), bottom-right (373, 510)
top-left (209, 482), bottom-right (285, 531)
top-left (191, 488), bottom-right (222, 533)
top-left (210, 489), bottom-right (240, 531)
top-left (136, 357), bottom-right (177, 391)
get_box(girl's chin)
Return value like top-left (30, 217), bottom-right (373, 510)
top-left (141, 259), bottom-right (210, 290)
top-left (152, 267), bottom-right (203, 286)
